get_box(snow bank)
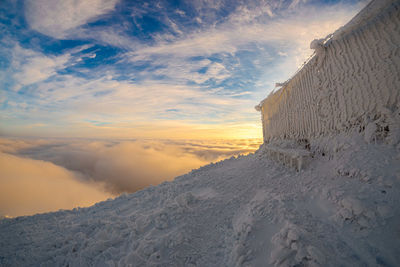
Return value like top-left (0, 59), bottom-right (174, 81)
top-left (257, 0), bottom-right (400, 144)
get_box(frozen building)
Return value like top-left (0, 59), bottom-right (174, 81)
top-left (256, 0), bottom-right (400, 146)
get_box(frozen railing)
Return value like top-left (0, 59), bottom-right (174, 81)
top-left (264, 145), bottom-right (311, 171)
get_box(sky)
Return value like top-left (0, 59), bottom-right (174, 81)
top-left (0, 0), bottom-right (368, 217)
top-left (0, 0), bottom-right (367, 140)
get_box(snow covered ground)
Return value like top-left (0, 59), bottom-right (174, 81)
top-left (1, 131), bottom-right (399, 266)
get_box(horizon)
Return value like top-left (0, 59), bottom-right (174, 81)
top-left (0, 0), bottom-right (368, 217)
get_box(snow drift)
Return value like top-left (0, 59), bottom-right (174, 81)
top-left (256, 0), bottom-right (400, 144)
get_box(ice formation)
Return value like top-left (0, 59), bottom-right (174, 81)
top-left (256, 0), bottom-right (400, 145)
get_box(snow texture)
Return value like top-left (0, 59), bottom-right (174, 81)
top-left (257, 0), bottom-right (400, 143)
top-left (0, 132), bottom-right (399, 266)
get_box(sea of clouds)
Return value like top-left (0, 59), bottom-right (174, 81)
top-left (0, 137), bottom-right (261, 217)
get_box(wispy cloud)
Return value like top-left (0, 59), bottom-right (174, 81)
top-left (25, 0), bottom-right (118, 39)
top-left (0, 0), bottom-right (366, 139)
top-left (2, 53), bottom-right (262, 139)
top-left (10, 45), bottom-right (71, 91)
top-left (127, 3), bottom-right (360, 66)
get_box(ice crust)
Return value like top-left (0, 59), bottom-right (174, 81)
top-left (257, 0), bottom-right (400, 144)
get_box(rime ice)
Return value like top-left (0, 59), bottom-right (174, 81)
top-left (256, 0), bottom-right (400, 143)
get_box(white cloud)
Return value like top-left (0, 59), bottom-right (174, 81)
top-left (228, 3), bottom-right (275, 24)
top-left (75, 27), bottom-right (137, 49)
top-left (175, 9), bottom-right (186, 16)
top-left (204, 62), bottom-right (230, 81)
top-left (137, 56), bottom-right (230, 85)
top-left (113, 2), bottom-right (363, 105)
top-left (25, 0), bottom-right (118, 39)
top-left (1, 66), bottom-right (259, 139)
top-left (127, 2), bottom-right (361, 66)
top-left (8, 44), bottom-right (96, 91)
top-left (11, 45), bottom-right (71, 91)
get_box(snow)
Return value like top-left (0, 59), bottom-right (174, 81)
top-left (263, 144), bottom-right (311, 171)
top-left (257, 0), bottom-right (400, 143)
top-left (1, 0), bottom-right (400, 266)
top-left (0, 131), bottom-right (399, 266)
top-left (332, 0), bottom-right (396, 41)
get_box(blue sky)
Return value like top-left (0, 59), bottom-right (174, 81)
top-left (0, 0), bottom-right (367, 139)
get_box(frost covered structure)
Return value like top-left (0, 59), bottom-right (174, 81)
top-left (256, 0), bottom-right (400, 144)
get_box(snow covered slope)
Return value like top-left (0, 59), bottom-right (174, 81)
top-left (1, 132), bottom-right (400, 266)
top-left (256, 0), bottom-right (400, 142)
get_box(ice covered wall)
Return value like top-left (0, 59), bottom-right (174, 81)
top-left (257, 0), bottom-right (400, 143)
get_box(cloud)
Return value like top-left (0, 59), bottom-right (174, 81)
top-left (24, 0), bottom-right (118, 39)
top-left (11, 45), bottom-right (71, 91)
top-left (0, 151), bottom-right (112, 218)
top-left (1, 61), bottom-right (263, 139)
top-left (73, 27), bottom-right (137, 49)
top-left (117, 1), bottom-right (363, 100)
top-left (0, 137), bottom-right (261, 198)
top-left (1, 0), bottom-right (366, 140)
top-left (127, 3), bottom-right (359, 64)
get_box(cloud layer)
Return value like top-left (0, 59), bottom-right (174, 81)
top-left (0, 137), bottom-right (261, 217)
top-left (0, 151), bottom-right (112, 218)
